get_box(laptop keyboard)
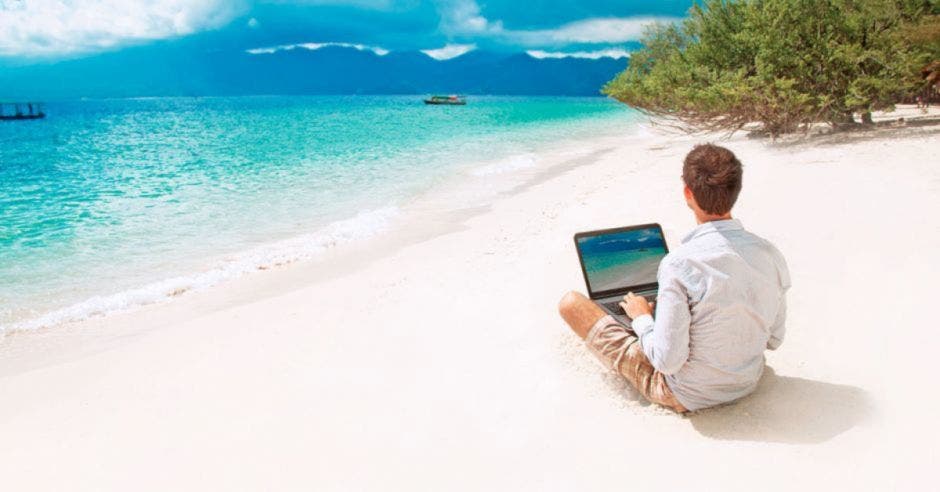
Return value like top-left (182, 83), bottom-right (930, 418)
top-left (602, 294), bottom-right (656, 315)
top-left (602, 302), bottom-right (625, 314)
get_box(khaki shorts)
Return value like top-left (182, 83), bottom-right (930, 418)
top-left (586, 315), bottom-right (687, 413)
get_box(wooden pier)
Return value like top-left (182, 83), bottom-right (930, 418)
top-left (0, 102), bottom-right (45, 121)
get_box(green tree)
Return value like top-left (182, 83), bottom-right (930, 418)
top-left (603, 0), bottom-right (940, 135)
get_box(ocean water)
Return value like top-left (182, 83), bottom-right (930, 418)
top-left (583, 250), bottom-right (665, 293)
top-left (577, 227), bottom-right (667, 292)
top-left (0, 96), bottom-right (639, 331)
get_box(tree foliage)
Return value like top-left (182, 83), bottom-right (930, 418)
top-left (603, 0), bottom-right (940, 135)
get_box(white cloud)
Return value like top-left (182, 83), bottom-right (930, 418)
top-left (0, 0), bottom-right (246, 57)
top-left (420, 43), bottom-right (475, 60)
top-left (517, 17), bottom-right (680, 45)
top-left (526, 48), bottom-right (631, 60)
top-left (246, 42), bottom-right (390, 56)
top-left (436, 0), bottom-right (679, 47)
top-left (0, 0), bottom-right (681, 58)
top-left (260, 0), bottom-right (393, 7)
top-left (436, 0), bottom-right (501, 35)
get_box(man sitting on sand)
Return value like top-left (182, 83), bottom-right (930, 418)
top-left (558, 144), bottom-right (790, 413)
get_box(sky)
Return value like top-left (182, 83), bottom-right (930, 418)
top-left (0, 0), bottom-right (693, 63)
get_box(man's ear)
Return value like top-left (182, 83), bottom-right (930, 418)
top-left (683, 185), bottom-right (697, 211)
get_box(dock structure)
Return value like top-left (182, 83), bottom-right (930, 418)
top-left (0, 102), bottom-right (45, 121)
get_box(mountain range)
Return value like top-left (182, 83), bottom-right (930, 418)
top-left (0, 44), bottom-right (629, 99)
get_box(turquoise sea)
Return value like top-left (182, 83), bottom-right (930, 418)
top-left (0, 96), bottom-right (639, 331)
top-left (583, 249), bottom-right (665, 293)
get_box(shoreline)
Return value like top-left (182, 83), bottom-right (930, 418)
top-left (0, 125), bottom-right (649, 377)
top-left (0, 114), bottom-right (641, 335)
top-left (1, 107), bottom-right (938, 488)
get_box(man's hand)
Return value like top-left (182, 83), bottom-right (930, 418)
top-left (619, 292), bottom-right (654, 320)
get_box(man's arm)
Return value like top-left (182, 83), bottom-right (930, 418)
top-left (622, 259), bottom-right (691, 375)
top-left (767, 249), bottom-right (791, 351)
top-left (767, 294), bottom-right (787, 350)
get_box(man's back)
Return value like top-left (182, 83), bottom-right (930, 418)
top-left (659, 219), bottom-right (790, 410)
top-left (559, 143), bottom-right (792, 414)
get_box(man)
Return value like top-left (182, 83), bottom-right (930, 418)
top-left (558, 144), bottom-right (790, 413)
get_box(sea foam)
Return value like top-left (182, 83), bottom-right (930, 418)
top-left (2, 207), bottom-right (400, 333)
top-left (470, 153), bottom-right (539, 176)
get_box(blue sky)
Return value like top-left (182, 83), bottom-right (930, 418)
top-left (0, 0), bottom-right (693, 62)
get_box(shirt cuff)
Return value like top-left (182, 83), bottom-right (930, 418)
top-left (631, 314), bottom-right (655, 337)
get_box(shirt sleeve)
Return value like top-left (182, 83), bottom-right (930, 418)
top-left (631, 258), bottom-right (691, 375)
top-left (766, 294), bottom-right (787, 350)
top-left (767, 249), bottom-right (791, 351)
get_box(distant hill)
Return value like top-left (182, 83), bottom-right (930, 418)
top-left (0, 44), bottom-right (628, 99)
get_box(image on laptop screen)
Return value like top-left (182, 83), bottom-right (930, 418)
top-left (576, 227), bottom-right (667, 294)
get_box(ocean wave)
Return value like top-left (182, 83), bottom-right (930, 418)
top-left (1, 206), bottom-right (400, 333)
top-left (469, 153), bottom-right (539, 176)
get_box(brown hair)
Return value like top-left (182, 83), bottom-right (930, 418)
top-left (682, 144), bottom-right (743, 215)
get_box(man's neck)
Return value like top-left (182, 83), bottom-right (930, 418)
top-left (695, 213), bottom-right (733, 225)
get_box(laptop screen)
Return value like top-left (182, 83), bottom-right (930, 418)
top-left (575, 225), bottom-right (667, 295)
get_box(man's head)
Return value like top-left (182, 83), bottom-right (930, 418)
top-left (682, 144), bottom-right (742, 221)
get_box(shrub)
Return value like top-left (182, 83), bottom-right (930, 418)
top-left (603, 0), bottom-right (940, 135)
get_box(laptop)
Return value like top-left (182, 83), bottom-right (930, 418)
top-left (573, 223), bottom-right (669, 326)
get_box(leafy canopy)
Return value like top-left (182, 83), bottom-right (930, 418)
top-left (604, 0), bottom-right (940, 135)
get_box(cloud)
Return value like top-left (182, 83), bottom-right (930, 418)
top-left (526, 48), bottom-right (631, 60)
top-left (0, 0), bottom-right (246, 57)
top-left (0, 0), bottom-right (683, 59)
top-left (436, 0), bottom-right (679, 47)
top-left (259, 0), bottom-right (394, 7)
top-left (420, 43), bottom-right (475, 60)
top-left (436, 0), bottom-right (501, 35)
top-left (515, 17), bottom-right (680, 45)
top-left (246, 41), bottom-right (390, 55)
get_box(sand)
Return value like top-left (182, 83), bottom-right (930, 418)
top-left (1, 106), bottom-right (938, 490)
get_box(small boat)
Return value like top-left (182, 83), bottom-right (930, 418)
top-left (424, 95), bottom-right (466, 106)
top-left (0, 102), bottom-right (45, 121)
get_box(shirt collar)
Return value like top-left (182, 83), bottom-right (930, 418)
top-left (682, 218), bottom-right (743, 244)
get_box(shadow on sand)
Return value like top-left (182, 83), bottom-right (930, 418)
top-left (762, 116), bottom-right (940, 148)
top-left (688, 367), bottom-right (873, 444)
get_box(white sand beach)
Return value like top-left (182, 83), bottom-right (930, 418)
top-left (1, 107), bottom-right (938, 490)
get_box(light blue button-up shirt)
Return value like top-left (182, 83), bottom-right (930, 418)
top-left (631, 219), bottom-right (790, 411)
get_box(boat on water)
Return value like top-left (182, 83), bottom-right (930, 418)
top-left (0, 102), bottom-right (45, 121)
top-left (424, 95), bottom-right (466, 106)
